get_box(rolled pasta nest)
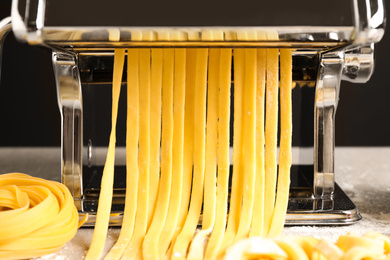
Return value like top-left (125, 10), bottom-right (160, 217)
top-left (0, 173), bottom-right (86, 260)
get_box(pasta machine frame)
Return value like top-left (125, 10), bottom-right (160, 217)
top-left (0, 0), bottom-right (385, 226)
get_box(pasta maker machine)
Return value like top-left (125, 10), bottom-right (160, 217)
top-left (0, 0), bottom-right (385, 226)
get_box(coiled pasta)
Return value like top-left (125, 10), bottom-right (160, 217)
top-left (0, 172), bottom-right (86, 260)
top-left (224, 232), bottom-right (390, 260)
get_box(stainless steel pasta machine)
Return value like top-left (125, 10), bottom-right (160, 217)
top-left (0, 0), bottom-right (385, 226)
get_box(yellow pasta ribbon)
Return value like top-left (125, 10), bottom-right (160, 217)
top-left (263, 46), bottom-right (279, 235)
top-left (175, 48), bottom-right (197, 242)
top-left (0, 173), bottom-right (85, 260)
top-left (142, 48), bottom-right (175, 260)
top-left (314, 239), bottom-right (344, 260)
top-left (85, 48), bottom-right (125, 260)
top-left (223, 237), bottom-right (288, 260)
top-left (364, 231), bottom-right (390, 253)
top-left (201, 45), bottom-right (219, 232)
top-left (292, 236), bottom-right (321, 259)
top-left (337, 233), bottom-right (384, 253)
top-left (250, 36), bottom-right (267, 237)
top-left (171, 42), bottom-right (200, 260)
top-left (219, 47), bottom-right (245, 253)
top-left (104, 49), bottom-right (140, 260)
top-left (158, 48), bottom-right (187, 258)
top-left (171, 48), bottom-right (208, 260)
top-left (148, 48), bottom-right (163, 227)
top-left (174, 34), bottom-right (222, 260)
top-left (122, 48), bottom-right (151, 259)
top-left (274, 238), bottom-right (309, 260)
top-left (268, 49), bottom-right (293, 237)
top-left (340, 247), bottom-right (384, 260)
top-left (235, 47), bottom-right (257, 242)
top-left (224, 233), bottom-right (390, 260)
top-left (204, 48), bottom-right (232, 260)
top-left (186, 48), bottom-right (220, 260)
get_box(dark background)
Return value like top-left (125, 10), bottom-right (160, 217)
top-left (0, 1), bottom-right (389, 147)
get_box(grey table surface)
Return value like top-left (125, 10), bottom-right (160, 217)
top-left (1, 147), bottom-right (390, 259)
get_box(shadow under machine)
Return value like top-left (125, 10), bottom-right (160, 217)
top-left (0, 0), bottom-right (385, 226)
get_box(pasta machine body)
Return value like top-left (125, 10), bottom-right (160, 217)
top-left (0, 0), bottom-right (385, 226)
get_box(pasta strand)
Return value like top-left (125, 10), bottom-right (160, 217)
top-left (263, 48), bottom-right (279, 235)
top-left (85, 49), bottom-right (125, 260)
top-left (204, 48), bottom-right (232, 260)
top-left (219, 48), bottom-right (245, 252)
top-left (176, 48), bottom-right (197, 239)
top-left (186, 48), bottom-right (220, 260)
top-left (158, 48), bottom-right (187, 258)
top-left (104, 48), bottom-right (140, 260)
top-left (148, 48), bottom-right (163, 227)
top-left (121, 48), bottom-right (151, 259)
top-left (142, 49), bottom-right (175, 260)
top-left (268, 49), bottom-right (293, 237)
top-left (171, 48), bottom-right (208, 260)
top-left (249, 45), bottom-right (267, 237)
top-left (235, 48), bottom-right (257, 241)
